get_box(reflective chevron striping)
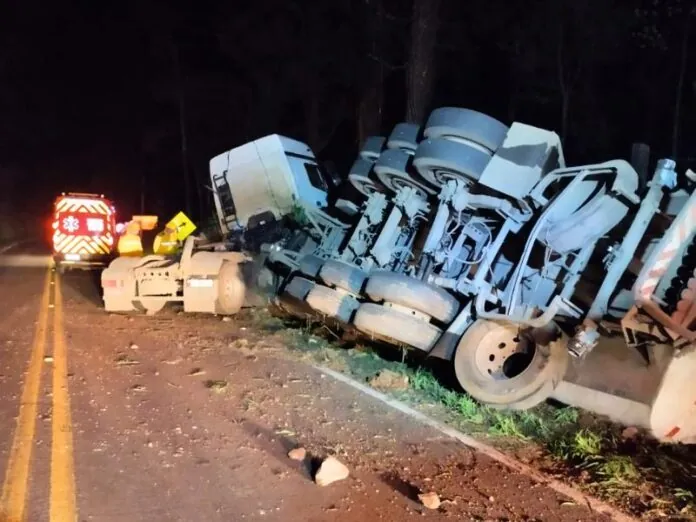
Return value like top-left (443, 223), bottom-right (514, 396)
top-left (53, 233), bottom-right (110, 255)
top-left (55, 198), bottom-right (112, 215)
top-left (639, 203), bottom-right (696, 300)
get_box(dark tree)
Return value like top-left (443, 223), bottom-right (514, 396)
top-left (406, 0), bottom-right (442, 124)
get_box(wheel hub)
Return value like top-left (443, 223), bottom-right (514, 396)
top-left (432, 168), bottom-right (474, 186)
top-left (387, 175), bottom-right (429, 200)
top-left (474, 328), bottom-right (535, 381)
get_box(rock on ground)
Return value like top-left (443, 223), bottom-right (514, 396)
top-left (288, 447), bottom-right (307, 461)
top-left (314, 456), bottom-right (350, 487)
top-left (418, 491), bottom-right (441, 510)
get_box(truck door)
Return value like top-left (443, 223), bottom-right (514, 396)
top-left (285, 154), bottom-right (330, 210)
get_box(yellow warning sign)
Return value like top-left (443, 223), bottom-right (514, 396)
top-left (165, 211), bottom-right (197, 241)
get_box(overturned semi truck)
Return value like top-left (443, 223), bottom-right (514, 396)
top-left (102, 108), bottom-right (696, 444)
top-left (257, 108), bottom-right (696, 444)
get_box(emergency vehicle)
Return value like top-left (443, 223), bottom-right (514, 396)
top-left (51, 192), bottom-right (117, 272)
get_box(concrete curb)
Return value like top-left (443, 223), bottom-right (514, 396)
top-left (315, 365), bottom-right (639, 522)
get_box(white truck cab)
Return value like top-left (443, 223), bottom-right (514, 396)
top-left (210, 134), bottom-right (333, 236)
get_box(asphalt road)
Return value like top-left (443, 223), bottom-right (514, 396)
top-left (0, 242), bottom-right (614, 522)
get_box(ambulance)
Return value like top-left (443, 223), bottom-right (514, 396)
top-left (51, 192), bottom-right (117, 273)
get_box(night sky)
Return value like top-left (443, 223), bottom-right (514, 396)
top-left (0, 0), bottom-right (694, 233)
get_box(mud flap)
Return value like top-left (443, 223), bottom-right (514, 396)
top-left (649, 344), bottom-right (696, 443)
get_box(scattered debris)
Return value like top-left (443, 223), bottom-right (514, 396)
top-left (205, 380), bottom-right (228, 393)
top-left (188, 368), bottom-right (206, 376)
top-left (314, 456), bottom-right (349, 486)
top-left (129, 343), bottom-right (139, 350)
top-left (222, 316), bottom-right (232, 322)
top-left (368, 370), bottom-right (409, 392)
top-left (288, 447), bottom-right (306, 461)
top-left (115, 354), bottom-right (139, 366)
top-left (43, 355), bottom-right (54, 364)
top-left (163, 357), bottom-right (183, 365)
top-left (131, 384), bottom-right (147, 392)
top-left (418, 491), bottom-right (441, 510)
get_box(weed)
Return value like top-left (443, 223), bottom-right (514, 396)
top-left (571, 429), bottom-right (604, 459)
top-left (597, 456), bottom-right (640, 486)
top-left (489, 414), bottom-right (527, 439)
top-left (674, 488), bottom-right (694, 502)
top-left (455, 395), bottom-right (485, 424)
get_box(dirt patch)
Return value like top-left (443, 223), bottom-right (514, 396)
top-left (57, 275), bottom-right (696, 521)
top-left (57, 281), bottom-right (614, 521)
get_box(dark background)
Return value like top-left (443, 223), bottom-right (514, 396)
top-left (0, 0), bottom-right (694, 233)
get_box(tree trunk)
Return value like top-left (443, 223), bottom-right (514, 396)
top-left (172, 42), bottom-right (192, 217)
top-left (405, 0), bottom-right (441, 124)
top-left (304, 93), bottom-right (346, 154)
top-left (672, 14), bottom-right (690, 160)
top-left (357, 0), bottom-right (385, 147)
top-left (305, 94), bottom-right (321, 152)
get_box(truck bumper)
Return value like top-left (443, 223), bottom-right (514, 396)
top-left (53, 252), bottom-right (114, 270)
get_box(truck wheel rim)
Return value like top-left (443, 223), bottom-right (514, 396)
top-left (474, 328), bottom-right (536, 381)
top-left (350, 175), bottom-right (381, 197)
top-left (387, 175), bottom-right (429, 199)
top-left (431, 167), bottom-right (473, 186)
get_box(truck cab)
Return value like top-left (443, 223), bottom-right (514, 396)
top-left (210, 134), bottom-right (336, 245)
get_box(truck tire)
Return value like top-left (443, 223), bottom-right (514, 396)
top-left (348, 173), bottom-right (386, 198)
top-left (218, 260), bottom-right (246, 315)
top-left (298, 254), bottom-right (324, 279)
top-left (373, 148), bottom-right (435, 198)
top-left (413, 138), bottom-right (492, 187)
top-left (353, 303), bottom-right (441, 351)
top-left (364, 271), bottom-right (459, 323)
top-left (277, 275), bottom-right (316, 318)
top-left (387, 123), bottom-right (421, 154)
top-left (359, 136), bottom-right (386, 161)
top-left (318, 260), bottom-right (367, 294)
top-left (424, 107), bottom-right (509, 153)
top-left (486, 375), bottom-right (561, 411)
top-left (452, 320), bottom-right (569, 408)
top-left (305, 284), bottom-right (360, 323)
top-left (284, 275), bottom-right (315, 300)
top-left (348, 156), bottom-right (385, 198)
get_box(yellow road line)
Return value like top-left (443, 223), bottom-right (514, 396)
top-left (0, 269), bottom-right (52, 521)
top-left (50, 273), bottom-right (77, 522)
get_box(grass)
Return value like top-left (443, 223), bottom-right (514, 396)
top-left (243, 307), bottom-right (696, 519)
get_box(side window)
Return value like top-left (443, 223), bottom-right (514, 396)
top-left (305, 163), bottom-right (329, 192)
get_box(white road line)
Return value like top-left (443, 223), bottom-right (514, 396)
top-left (315, 365), bottom-right (639, 522)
